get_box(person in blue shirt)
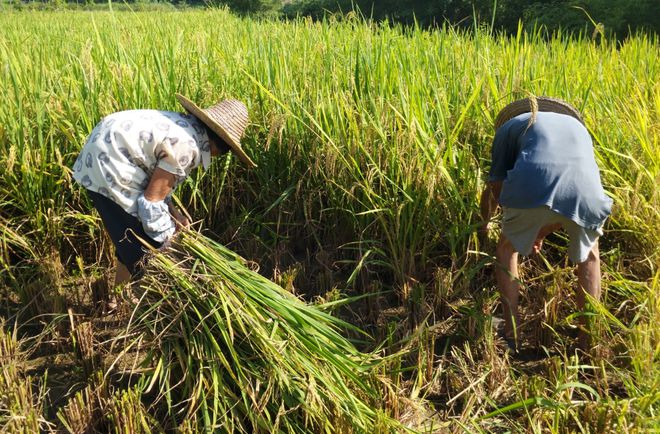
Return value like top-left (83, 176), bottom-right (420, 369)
top-left (480, 96), bottom-right (612, 353)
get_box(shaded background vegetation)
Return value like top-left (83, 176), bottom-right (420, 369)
top-left (281, 0), bottom-right (659, 38)
top-left (3, 0), bottom-right (659, 38)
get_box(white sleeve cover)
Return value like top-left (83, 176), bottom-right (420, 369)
top-left (136, 194), bottom-right (176, 243)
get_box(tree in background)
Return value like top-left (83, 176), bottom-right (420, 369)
top-left (282, 0), bottom-right (659, 37)
top-left (10, 0), bottom-right (658, 36)
top-left (211, 0), bottom-right (280, 14)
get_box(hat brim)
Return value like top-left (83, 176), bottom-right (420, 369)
top-left (494, 97), bottom-right (584, 130)
top-left (176, 93), bottom-right (256, 168)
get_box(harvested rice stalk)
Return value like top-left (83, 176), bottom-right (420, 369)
top-left (0, 321), bottom-right (52, 433)
top-left (57, 372), bottom-right (109, 434)
top-left (107, 387), bottom-right (161, 434)
top-left (132, 231), bottom-right (402, 433)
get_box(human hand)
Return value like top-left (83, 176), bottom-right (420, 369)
top-left (532, 223), bottom-right (561, 254)
top-left (159, 230), bottom-right (184, 252)
top-left (137, 194), bottom-right (176, 243)
top-left (170, 206), bottom-right (191, 231)
top-left (478, 222), bottom-right (492, 247)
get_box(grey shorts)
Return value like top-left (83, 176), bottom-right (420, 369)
top-left (502, 206), bottom-right (601, 264)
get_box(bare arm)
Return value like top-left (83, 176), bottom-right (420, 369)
top-left (143, 168), bottom-right (190, 229)
top-left (480, 180), bottom-right (502, 233)
top-left (144, 167), bottom-right (176, 202)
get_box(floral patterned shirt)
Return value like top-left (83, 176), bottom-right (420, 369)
top-left (72, 110), bottom-right (212, 217)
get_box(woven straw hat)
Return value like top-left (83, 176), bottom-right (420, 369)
top-left (494, 96), bottom-right (584, 130)
top-left (176, 93), bottom-right (256, 168)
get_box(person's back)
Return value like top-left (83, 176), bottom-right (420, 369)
top-left (73, 109), bottom-right (212, 216)
top-left (491, 111), bottom-right (612, 230)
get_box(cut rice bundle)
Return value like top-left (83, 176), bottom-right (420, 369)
top-left (132, 231), bottom-right (399, 433)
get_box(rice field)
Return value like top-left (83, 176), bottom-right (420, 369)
top-left (0, 8), bottom-right (658, 433)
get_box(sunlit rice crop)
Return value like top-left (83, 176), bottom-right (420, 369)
top-left (0, 8), bottom-right (657, 433)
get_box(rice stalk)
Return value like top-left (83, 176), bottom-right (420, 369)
top-left (0, 9), bottom-right (657, 432)
top-left (0, 320), bottom-right (53, 433)
top-left (107, 387), bottom-right (161, 434)
top-left (57, 372), bottom-right (109, 434)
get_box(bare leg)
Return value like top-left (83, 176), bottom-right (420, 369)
top-left (106, 261), bottom-right (131, 312)
top-left (495, 236), bottom-right (521, 345)
top-left (114, 261), bottom-right (132, 287)
top-left (575, 241), bottom-right (601, 351)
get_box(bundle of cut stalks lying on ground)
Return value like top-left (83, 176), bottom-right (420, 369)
top-left (130, 230), bottom-right (401, 433)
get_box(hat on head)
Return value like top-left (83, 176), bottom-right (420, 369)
top-left (494, 96), bottom-right (584, 130)
top-left (176, 93), bottom-right (256, 168)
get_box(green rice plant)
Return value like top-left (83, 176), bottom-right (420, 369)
top-left (130, 230), bottom-right (402, 433)
top-left (0, 10), bottom-right (656, 292)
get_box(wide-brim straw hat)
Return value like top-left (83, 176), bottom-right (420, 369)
top-left (176, 93), bottom-right (256, 168)
top-left (494, 96), bottom-right (584, 130)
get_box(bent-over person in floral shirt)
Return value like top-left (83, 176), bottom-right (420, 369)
top-left (72, 94), bottom-right (256, 310)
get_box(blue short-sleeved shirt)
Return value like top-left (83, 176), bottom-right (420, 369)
top-left (489, 112), bottom-right (612, 230)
